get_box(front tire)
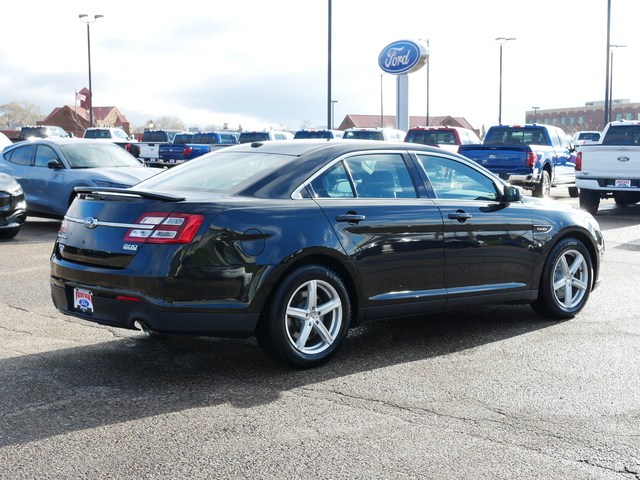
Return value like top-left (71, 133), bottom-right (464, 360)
top-left (531, 238), bottom-right (593, 319)
top-left (533, 170), bottom-right (551, 198)
top-left (256, 265), bottom-right (351, 368)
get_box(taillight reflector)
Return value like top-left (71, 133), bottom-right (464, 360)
top-left (184, 147), bottom-right (193, 157)
top-left (123, 212), bottom-right (204, 244)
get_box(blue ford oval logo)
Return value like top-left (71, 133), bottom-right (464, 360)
top-left (618, 156), bottom-right (630, 162)
top-left (83, 217), bottom-right (99, 229)
top-left (378, 39), bottom-right (429, 75)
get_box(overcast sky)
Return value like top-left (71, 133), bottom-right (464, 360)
top-left (1, 0), bottom-right (638, 132)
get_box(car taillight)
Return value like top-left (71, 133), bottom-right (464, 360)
top-left (123, 212), bottom-right (204, 244)
top-left (526, 151), bottom-right (536, 169)
top-left (184, 147), bottom-right (193, 157)
top-left (576, 151), bottom-right (582, 171)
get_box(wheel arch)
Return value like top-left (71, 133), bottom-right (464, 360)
top-left (257, 250), bottom-right (363, 329)
top-left (533, 228), bottom-right (600, 292)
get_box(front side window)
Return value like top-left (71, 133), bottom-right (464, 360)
top-left (35, 145), bottom-right (59, 167)
top-left (417, 155), bottom-right (499, 201)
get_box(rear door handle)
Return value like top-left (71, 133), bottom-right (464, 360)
top-left (336, 214), bottom-right (365, 224)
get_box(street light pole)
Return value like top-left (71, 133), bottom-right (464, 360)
top-left (496, 37), bottom-right (516, 125)
top-left (327, 0), bottom-right (332, 129)
top-left (79, 14), bottom-right (103, 128)
top-left (532, 107), bottom-right (539, 124)
top-left (604, 0), bottom-right (611, 126)
top-left (609, 44), bottom-right (626, 122)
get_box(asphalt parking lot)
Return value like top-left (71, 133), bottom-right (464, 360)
top-left (1, 191), bottom-right (640, 479)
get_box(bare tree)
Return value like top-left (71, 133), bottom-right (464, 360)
top-left (145, 115), bottom-right (186, 131)
top-left (0, 101), bottom-right (43, 128)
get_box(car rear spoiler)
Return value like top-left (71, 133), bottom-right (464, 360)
top-left (74, 187), bottom-right (185, 202)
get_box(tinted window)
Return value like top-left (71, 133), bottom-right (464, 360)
top-left (311, 154), bottom-right (416, 199)
top-left (239, 132), bottom-right (270, 143)
top-left (602, 126), bottom-right (640, 145)
top-left (59, 143), bottom-right (142, 168)
top-left (406, 129), bottom-right (457, 145)
top-left (6, 145), bottom-right (35, 165)
top-left (344, 131), bottom-right (384, 140)
top-left (173, 134), bottom-right (194, 144)
top-left (295, 131), bottom-right (332, 139)
top-left (485, 128), bottom-right (548, 146)
top-left (417, 155), bottom-right (499, 201)
top-left (35, 145), bottom-right (59, 167)
top-left (137, 151), bottom-right (291, 193)
top-left (577, 132), bottom-right (600, 141)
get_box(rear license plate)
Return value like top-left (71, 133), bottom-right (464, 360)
top-left (74, 288), bottom-right (93, 313)
top-left (616, 179), bottom-right (631, 187)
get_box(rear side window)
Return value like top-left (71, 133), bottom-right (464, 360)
top-left (5, 144), bottom-right (35, 165)
top-left (239, 132), bottom-right (270, 143)
top-left (344, 130), bottom-right (384, 140)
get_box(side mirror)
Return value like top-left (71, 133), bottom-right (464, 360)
top-left (502, 185), bottom-right (523, 203)
top-left (47, 159), bottom-right (64, 169)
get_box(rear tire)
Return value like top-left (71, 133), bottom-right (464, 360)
top-left (568, 186), bottom-right (580, 198)
top-left (533, 170), bottom-right (551, 198)
top-left (579, 189), bottom-right (600, 215)
top-left (531, 238), bottom-right (593, 319)
top-left (256, 265), bottom-right (351, 368)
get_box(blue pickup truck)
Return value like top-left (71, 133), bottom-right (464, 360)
top-left (157, 131), bottom-right (239, 166)
top-left (458, 124), bottom-right (578, 198)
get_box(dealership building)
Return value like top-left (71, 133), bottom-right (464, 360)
top-left (525, 99), bottom-right (640, 133)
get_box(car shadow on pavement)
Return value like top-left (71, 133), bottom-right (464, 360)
top-left (0, 303), bottom-right (560, 448)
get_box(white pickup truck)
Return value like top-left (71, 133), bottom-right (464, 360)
top-left (577, 121), bottom-right (640, 215)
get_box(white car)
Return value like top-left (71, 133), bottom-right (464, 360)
top-left (572, 131), bottom-right (601, 149)
top-left (0, 132), bottom-right (12, 151)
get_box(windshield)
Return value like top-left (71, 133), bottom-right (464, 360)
top-left (344, 131), bottom-right (384, 140)
top-left (136, 150), bottom-right (293, 193)
top-left (60, 143), bottom-right (143, 168)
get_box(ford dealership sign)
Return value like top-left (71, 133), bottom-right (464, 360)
top-left (378, 39), bottom-right (429, 75)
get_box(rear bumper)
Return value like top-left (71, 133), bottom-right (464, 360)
top-left (50, 277), bottom-right (260, 338)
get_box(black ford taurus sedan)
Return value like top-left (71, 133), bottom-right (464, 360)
top-left (50, 140), bottom-right (604, 367)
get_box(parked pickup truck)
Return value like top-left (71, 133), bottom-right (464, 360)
top-left (83, 127), bottom-right (140, 157)
top-left (458, 124), bottom-right (577, 198)
top-left (138, 130), bottom-right (180, 165)
top-left (576, 121), bottom-right (640, 215)
top-left (156, 131), bottom-right (239, 167)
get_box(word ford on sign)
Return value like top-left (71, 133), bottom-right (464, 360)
top-left (378, 39), bottom-right (429, 75)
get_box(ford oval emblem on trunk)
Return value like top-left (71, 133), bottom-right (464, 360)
top-left (618, 156), bottom-right (630, 162)
top-left (84, 217), bottom-right (99, 229)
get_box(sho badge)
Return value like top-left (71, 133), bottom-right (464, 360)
top-left (123, 243), bottom-right (139, 251)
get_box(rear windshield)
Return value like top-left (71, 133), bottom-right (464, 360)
top-left (344, 130), bottom-right (384, 140)
top-left (484, 127), bottom-right (548, 146)
top-left (602, 125), bottom-right (640, 145)
top-left (294, 131), bottom-right (333, 139)
top-left (577, 132), bottom-right (600, 142)
top-left (406, 129), bottom-right (458, 145)
top-left (136, 150), bottom-right (292, 193)
top-left (193, 133), bottom-right (239, 145)
top-left (172, 134), bottom-right (194, 145)
top-left (142, 131), bottom-right (177, 142)
top-left (239, 132), bottom-right (270, 143)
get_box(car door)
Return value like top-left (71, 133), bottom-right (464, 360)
top-left (414, 153), bottom-right (535, 308)
top-left (309, 152), bottom-right (446, 321)
top-left (550, 129), bottom-right (574, 184)
top-left (25, 144), bottom-right (66, 216)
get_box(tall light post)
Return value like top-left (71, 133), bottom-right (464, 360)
top-left (79, 14), bottom-right (103, 128)
top-left (380, 73), bottom-right (385, 127)
top-left (327, 0), bottom-right (332, 129)
top-left (532, 106), bottom-right (539, 123)
top-left (604, 0), bottom-right (611, 126)
top-left (425, 39), bottom-right (430, 126)
top-left (609, 44), bottom-right (626, 122)
top-left (496, 37), bottom-right (516, 125)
